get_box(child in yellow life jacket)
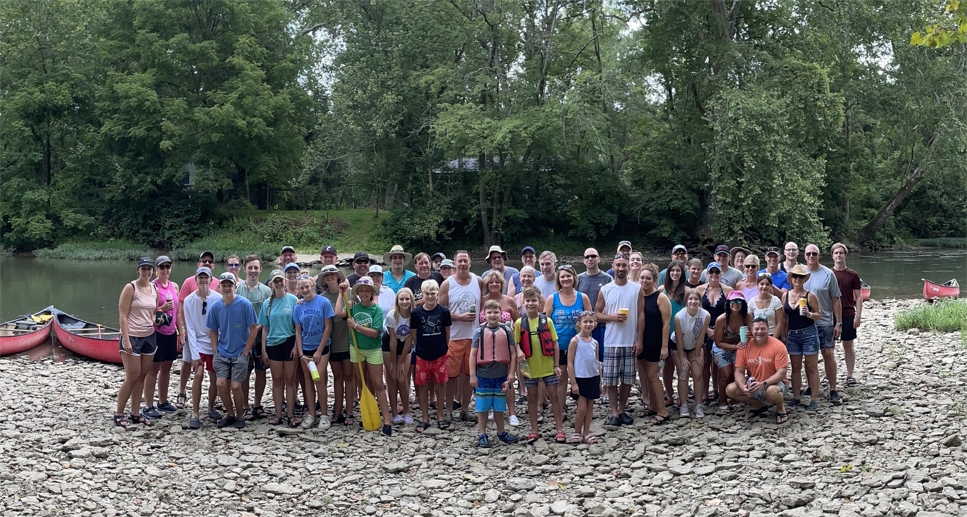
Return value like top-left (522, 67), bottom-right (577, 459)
top-left (470, 300), bottom-right (519, 448)
top-left (514, 287), bottom-right (565, 444)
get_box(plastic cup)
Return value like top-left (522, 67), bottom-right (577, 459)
top-left (618, 308), bottom-right (629, 320)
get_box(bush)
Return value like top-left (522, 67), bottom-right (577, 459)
top-left (895, 300), bottom-right (967, 334)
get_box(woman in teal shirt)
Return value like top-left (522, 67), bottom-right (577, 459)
top-left (259, 270), bottom-right (300, 427)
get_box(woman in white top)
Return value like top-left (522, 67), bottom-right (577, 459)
top-left (752, 273), bottom-right (785, 338)
top-left (384, 288), bottom-right (415, 425)
top-left (674, 288), bottom-right (711, 418)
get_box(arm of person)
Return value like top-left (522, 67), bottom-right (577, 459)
top-left (806, 292), bottom-right (822, 321)
top-left (833, 295), bottom-right (843, 338)
top-left (469, 330), bottom-right (479, 387)
top-left (696, 314), bottom-right (710, 366)
top-left (506, 279), bottom-right (517, 299)
top-left (542, 295), bottom-right (554, 316)
top-left (774, 304), bottom-right (786, 340)
top-left (657, 294), bottom-right (670, 360)
top-left (508, 297), bottom-right (520, 324)
top-left (593, 292), bottom-right (613, 323)
top-left (348, 318), bottom-right (380, 339)
top-left (118, 284), bottom-right (134, 350)
top-left (674, 315), bottom-right (687, 373)
top-left (317, 317), bottom-right (332, 361)
top-left (567, 336), bottom-right (579, 393)
top-left (438, 279), bottom-right (450, 307)
top-left (209, 330), bottom-right (219, 352)
top-left (734, 364), bottom-right (749, 394)
top-left (294, 323), bottom-right (304, 361)
top-left (334, 291), bottom-right (348, 317)
top-left (506, 332), bottom-right (517, 393)
top-left (853, 288), bottom-right (863, 328)
top-left (243, 324), bottom-right (258, 356)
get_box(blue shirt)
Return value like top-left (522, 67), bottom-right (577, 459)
top-left (383, 269), bottom-right (416, 293)
top-left (293, 295), bottom-right (336, 351)
top-left (759, 268), bottom-right (790, 291)
top-left (257, 294), bottom-right (298, 346)
top-left (206, 296), bottom-right (257, 358)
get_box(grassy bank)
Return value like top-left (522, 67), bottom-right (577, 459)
top-left (895, 300), bottom-right (967, 338)
top-left (914, 238), bottom-right (967, 248)
top-left (33, 240), bottom-right (153, 260)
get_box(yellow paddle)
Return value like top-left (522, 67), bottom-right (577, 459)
top-left (343, 291), bottom-right (382, 432)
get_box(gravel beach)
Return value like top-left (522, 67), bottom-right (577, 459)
top-left (1, 299), bottom-right (964, 517)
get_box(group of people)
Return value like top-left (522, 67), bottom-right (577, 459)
top-left (113, 239), bottom-right (864, 445)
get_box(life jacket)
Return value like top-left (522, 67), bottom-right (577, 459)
top-left (519, 314), bottom-right (555, 359)
top-left (476, 325), bottom-right (512, 364)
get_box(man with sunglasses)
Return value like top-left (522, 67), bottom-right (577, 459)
top-left (183, 267), bottom-right (219, 428)
top-left (802, 244), bottom-right (843, 405)
top-left (714, 245), bottom-right (744, 287)
top-left (176, 251), bottom-right (220, 412)
top-left (347, 251), bottom-right (371, 287)
top-left (577, 248), bottom-right (612, 358)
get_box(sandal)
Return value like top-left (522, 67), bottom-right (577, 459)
top-left (130, 415), bottom-right (152, 426)
top-left (746, 406), bottom-right (770, 420)
top-left (570, 433), bottom-right (583, 444)
top-left (638, 408), bottom-right (656, 418)
top-left (416, 421), bottom-right (430, 433)
top-left (251, 406), bottom-right (267, 419)
top-left (268, 416), bottom-right (285, 426)
top-left (113, 414), bottom-right (130, 428)
top-left (288, 417), bottom-right (301, 429)
top-left (344, 416), bottom-right (355, 427)
top-left (175, 393), bottom-right (187, 410)
top-left (526, 432), bottom-right (540, 444)
top-left (554, 432), bottom-right (567, 443)
top-left (846, 376), bottom-right (857, 387)
top-left (776, 411), bottom-right (789, 424)
top-left (537, 412), bottom-right (544, 423)
top-left (650, 414), bottom-right (670, 425)
top-left (438, 420), bottom-right (450, 430)
top-left (242, 408), bottom-right (255, 421)
top-left (584, 435), bottom-right (598, 444)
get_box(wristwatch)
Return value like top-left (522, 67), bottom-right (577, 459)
top-left (761, 380), bottom-right (769, 388)
top-left (835, 322), bottom-right (843, 327)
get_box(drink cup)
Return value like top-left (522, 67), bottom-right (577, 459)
top-left (519, 361), bottom-right (531, 379)
top-left (307, 360), bottom-right (320, 382)
top-left (798, 297), bottom-right (808, 316)
top-left (739, 326), bottom-right (748, 343)
top-left (618, 308), bottom-right (629, 321)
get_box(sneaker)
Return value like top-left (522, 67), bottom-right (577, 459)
top-left (829, 391), bottom-right (842, 406)
top-left (234, 417), bottom-right (245, 429)
top-left (789, 398), bottom-right (802, 407)
top-left (695, 405), bottom-right (705, 418)
top-left (140, 406), bottom-right (162, 420)
top-left (618, 412), bottom-right (634, 426)
top-left (301, 414), bottom-right (316, 428)
top-left (188, 416), bottom-right (201, 429)
top-left (806, 400), bottom-right (820, 411)
top-left (156, 402), bottom-right (177, 414)
top-left (317, 416), bottom-right (332, 430)
top-left (498, 431), bottom-right (518, 444)
top-left (508, 414), bottom-right (520, 427)
top-left (680, 404), bottom-right (690, 418)
top-left (217, 415), bottom-right (236, 428)
top-left (403, 414), bottom-right (414, 425)
top-left (207, 409), bottom-right (221, 421)
top-left (488, 410), bottom-right (494, 421)
top-left (606, 416), bottom-right (620, 427)
top-left (392, 415), bottom-right (405, 425)
top-left (452, 401), bottom-right (462, 412)
top-left (381, 424), bottom-right (393, 437)
top-left (477, 434), bottom-right (492, 448)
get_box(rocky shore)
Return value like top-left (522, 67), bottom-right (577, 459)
top-left (1, 299), bottom-right (965, 517)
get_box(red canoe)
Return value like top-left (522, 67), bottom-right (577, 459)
top-left (0, 306), bottom-right (54, 356)
top-left (860, 280), bottom-right (871, 302)
top-left (53, 311), bottom-right (122, 363)
top-left (923, 278), bottom-right (960, 301)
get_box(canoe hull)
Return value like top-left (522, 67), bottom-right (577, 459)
top-left (923, 279), bottom-right (960, 301)
top-left (53, 311), bottom-right (122, 364)
top-left (0, 307), bottom-right (54, 356)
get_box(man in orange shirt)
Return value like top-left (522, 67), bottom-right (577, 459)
top-left (726, 316), bottom-right (789, 424)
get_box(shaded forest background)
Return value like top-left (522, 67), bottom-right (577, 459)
top-left (2, 0), bottom-right (965, 252)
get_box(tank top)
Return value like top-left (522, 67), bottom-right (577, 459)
top-left (127, 281), bottom-right (157, 338)
top-left (641, 290), bottom-right (664, 350)
top-left (153, 279), bottom-right (179, 336)
top-left (572, 336), bottom-right (599, 378)
top-left (702, 286), bottom-right (727, 342)
top-left (447, 274), bottom-right (481, 340)
top-left (550, 291), bottom-right (583, 351)
top-left (741, 286), bottom-right (759, 301)
top-left (321, 290), bottom-right (350, 354)
top-left (675, 308), bottom-right (709, 351)
top-left (784, 291), bottom-right (815, 331)
top-left (668, 297), bottom-right (685, 340)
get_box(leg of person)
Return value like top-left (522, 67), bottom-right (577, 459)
top-left (575, 396), bottom-right (587, 437)
top-left (636, 357), bottom-right (650, 413)
top-left (805, 354), bottom-right (821, 406)
top-left (645, 360), bottom-right (667, 420)
top-left (618, 347), bottom-right (636, 418)
top-left (818, 324), bottom-right (837, 391)
top-left (133, 353), bottom-right (154, 419)
top-left (118, 349), bottom-right (145, 418)
top-left (725, 382), bottom-right (753, 405)
top-left (419, 382), bottom-right (431, 428)
top-left (662, 359), bottom-right (675, 405)
top-left (790, 355), bottom-right (803, 400)
top-left (671, 352), bottom-right (688, 411)
top-left (364, 351), bottom-right (392, 426)
top-left (191, 360), bottom-right (206, 420)
top-left (254, 364), bottom-right (267, 413)
top-left (296, 361), bottom-right (308, 411)
top-left (601, 347), bottom-right (620, 419)
top-left (557, 355), bottom-right (569, 418)
top-left (331, 353), bottom-right (346, 419)
top-left (300, 356), bottom-right (317, 427)
top-left (765, 382), bottom-right (787, 413)
top-left (718, 365), bottom-right (733, 407)
top-left (342, 359), bottom-right (356, 424)
top-left (316, 350), bottom-right (330, 424)
top-left (545, 374), bottom-right (563, 435)
top-left (526, 381), bottom-right (541, 434)
top-left (842, 315), bottom-right (857, 381)
top-left (214, 356), bottom-right (235, 419)
top-left (142, 359), bottom-right (161, 414)
top-left (269, 358), bottom-right (286, 421)
top-left (384, 351), bottom-right (399, 421)
top-left (284, 358), bottom-right (299, 423)
top-left (157, 360), bottom-right (175, 409)
top-left (177, 355), bottom-right (192, 409)
top-left (400, 358), bottom-right (412, 420)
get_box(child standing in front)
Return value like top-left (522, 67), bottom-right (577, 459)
top-left (470, 300), bottom-right (519, 448)
top-left (568, 311), bottom-right (601, 444)
top-left (410, 280), bottom-right (452, 432)
top-left (515, 287), bottom-right (565, 444)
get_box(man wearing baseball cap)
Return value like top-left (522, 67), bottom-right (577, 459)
top-left (347, 252), bottom-right (371, 287)
top-left (714, 245), bottom-right (743, 287)
top-left (658, 245), bottom-right (702, 285)
top-left (206, 272), bottom-right (258, 429)
top-left (183, 267), bottom-right (219, 429)
top-left (320, 245), bottom-right (338, 267)
top-left (266, 246), bottom-right (298, 287)
top-left (431, 253), bottom-right (447, 272)
top-left (175, 251), bottom-right (220, 413)
top-left (759, 247), bottom-right (790, 291)
top-left (606, 241), bottom-right (633, 277)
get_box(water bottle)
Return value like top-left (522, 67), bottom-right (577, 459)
top-left (166, 293), bottom-right (173, 309)
top-left (307, 360), bottom-right (320, 382)
top-left (519, 360), bottom-right (531, 379)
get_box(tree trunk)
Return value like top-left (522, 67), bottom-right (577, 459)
top-left (479, 152), bottom-right (492, 248)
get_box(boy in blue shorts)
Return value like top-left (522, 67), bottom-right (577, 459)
top-left (470, 300), bottom-right (519, 447)
top-left (515, 287), bottom-right (565, 444)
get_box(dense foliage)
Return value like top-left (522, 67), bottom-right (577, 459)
top-left (2, 0), bottom-right (965, 252)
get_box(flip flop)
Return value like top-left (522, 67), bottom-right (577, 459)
top-left (776, 412), bottom-right (789, 424)
top-left (554, 432), bottom-right (567, 443)
top-left (746, 406), bottom-right (770, 420)
top-left (650, 414), bottom-right (670, 426)
top-left (416, 421), bottom-right (430, 433)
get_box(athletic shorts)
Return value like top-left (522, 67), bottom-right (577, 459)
top-left (331, 350), bottom-right (350, 362)
top-left (381, 332), bottom-right (407, 355)
top-left (711, 346), bottom-right (736, 368)
top-left (786, 326), bottom-right (819, 356)
top-left (183, 338), bottom-right (194, 362)
top-left (524, 373), bottom-right (559, 389)
top-left (446, 339), bottom-right (472, 378)
top-left (154, 332), bottom-right (178, 362)
top-left (637, 344), bottom-right (661, 363)
top-left (266, 335), bottom-right (296, 362)
top-left (751, 381), bottom-right (789, 404)
top-left (602, 347), bottom-right (636, 387)
top-left (841, 316), bottom-right (857, 342)
top-left (558, 348), bottom-right (569, 366)
top-left (817, 324), bottom-right (835, 350)
top-left (575, 375), bottom-right (601, 400)
top-left (248, 330), bottom-right (267, 371)
top-left (213, 351), bottom-right (248, 383)
top-left (121, 333), bottom-right (157, 357)
top-left (350, 346), bottom-right (382, 365)
top-left (303, 345), bottom-right (330, 357)
top-left (474, 376), bottom-right (508, 413)
top-left (416, 354), bottom-right (448, 386)
top-left (196, 353), bottom-right (214, 373)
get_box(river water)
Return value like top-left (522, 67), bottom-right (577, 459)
top-left (1, 249), bottom-right (964, 327)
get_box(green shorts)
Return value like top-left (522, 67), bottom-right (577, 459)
top-left (350, 346), bottom-right (383, 365)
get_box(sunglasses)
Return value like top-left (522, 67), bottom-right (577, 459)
top-left (584, 254), bottom-right (598, 259)
top-left (757, 272), bottom-right (772, 279)
top-left (790, 274), bottom-right (806, 280)
top-left (158, 264), bottom-right (172, 270)
top-left (744, 265), bottom-right (757, 269)
top-left (355, 260), bottom-right (369, 265)
top-left (805, 252), bottom-right (819, 257)
top-left (202, 300), bottom-right (207, 315)
top-left (200, 259), bottom-right (213, 264)
top-left (708, 270), bottom-right (721, 275)
top-left (558, 265), bottom-right (575, 271)
top-left (729, 300), bottom-right (744, 305)
top-left (673, 251), bottom-right (687, 256)
top-left (227, 263), bottom-right (240, 268)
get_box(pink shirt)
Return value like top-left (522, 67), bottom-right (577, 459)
top-left (179, 275), bottom-right (219, 302)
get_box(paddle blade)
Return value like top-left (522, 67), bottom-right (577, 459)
top-left (360, 386), bottom-right (381, 431)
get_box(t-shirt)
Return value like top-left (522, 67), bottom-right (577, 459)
top-left (659, 268), bottom-right (707, 286)
top-left (257, 294), bottom-right (298, 346)
top-left (183, 292), bottom-right (213, 358)
top-left (735, 336), bottom-right (789, 382)
top-left (752, 295), bottom-right (783, 335)
top-left (321, 290), bottom-right (350, 354)
top-left (833, 267), bottom-right (862, 317)
top-left (206, 296), bottom-right (257, 358)
top-left (383, 269), bottom-right (416, 293)
top-left (514, 316), bottom-right (558, 378)
top-left (577, 271), bottom-right (612, 328)
top-left (404, 273), bottom-right (444, 303)
top-left (471, 324), bottom-right (514, 378)
top-left (599, 281), bottom-right (641, 348)
top-left (482, 267), bottom-right (522, 295)
top-left (412, 304), bottom-right (451, 361)
top-left (533, 275), bottom-right (558, 299)
top-left (719, 266), bottom-right (744, 288)
top-left (179, 275), bottom-right (218, 302)
top-left (384, 309), bottom-right (412, 345)
top-left (376, 286), bottom-right (396, 316)
top-left (674, 308), bottom-right (708, 352)
top-left (347, 273), bottom-right (364, 287)
top-left (237, 282), bottom-right (273, 317)
top-left (293, 295), bottom-right (335, 351)
top-left (759, 268), bottom-right (790, 291)
top-left (803, 265), bottom-right (842, 326)
top-left (350, 303), bottom-right (383, 351)
top-left (153, 279), bottom-right (179, 336)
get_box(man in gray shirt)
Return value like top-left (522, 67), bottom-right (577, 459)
top-left (714, 245), bottom-right (743, 287)
top-left (802, 243), bottom-right (843, 405)
top-left (577, 247), bottom-right (612, 359)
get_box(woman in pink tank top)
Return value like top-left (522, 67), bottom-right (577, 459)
top-left (116, 257), bottom-right (163, 427)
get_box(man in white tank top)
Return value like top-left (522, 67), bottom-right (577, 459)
top-left (594, 254), bottom-right (643, 426)
top-left (439, 250), bottom-right (486, 420)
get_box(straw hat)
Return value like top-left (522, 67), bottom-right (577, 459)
top-left (787, 264), bottom-right (811, 282)
top-left (383, 245), bottom-right (412, 265)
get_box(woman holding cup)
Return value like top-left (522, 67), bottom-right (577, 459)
top-left (781, 265), bottom-right (822, 411)
top-left (711, 291), bottom-right (752, 413)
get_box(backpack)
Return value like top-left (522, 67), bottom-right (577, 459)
top-left (519, 314), bottom-right (556, 359)
top-left (476, 325), bottom-right (513, 364)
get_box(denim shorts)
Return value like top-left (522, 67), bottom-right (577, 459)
top-left (786, 326), bottom-right (819, 356)
top-left (751, 381), bottom-right (789, 403)
top-left (816, 324), bottom-right (835, 350)
top-left (711, 346), bottom-right (735, 368)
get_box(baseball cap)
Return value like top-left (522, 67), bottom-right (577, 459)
top-left (521, 246), bottom-right (536, 256)
top-left (352, 251), bottom-right (370, 263)
top-left (440, 259), bottom-right (455, 268)
top-left (283, 263), bottom-right (300, 272)
top-left (765, 246), bottom-right (781, 257)
top-left (368, 264), bottom-right (384, 275)
top-left (281, 245), bottom-right (296, 254)
top-left (218, 272), bottom-right (237, 285)
top-left (432, 252), bottom-right (447, 261)
top-left (706, 262), bottom-right (722, 272)
top-left (155, 255), bottom-right (172, 266)
top-left (671, 245), bottom-right (687, 254)
top-left (137, 257), bottom-right (155, 269)
top-left (714, 245), bottom-right (730, 255)
top-left (199, 251), bottom-right (214, 261)
top-left (321, 245), bottom-right (337, 256)
top-left (319, 264), bottom-right (347, 282)
top-left (268, 269), bottom-right (285, 282)
top-left (727, 290), bottom-right (745, 301)
top-left (617, 240), bottom-right (632, 252)
top-left (195, 267), bottom-right (212, 277)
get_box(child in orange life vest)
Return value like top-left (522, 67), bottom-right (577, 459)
top-left (514, 287), bottom-right (565, 444)
top-left (470, 300), bottom-right (519, 448)
top-left (568, 311), bottom-right (601, 444)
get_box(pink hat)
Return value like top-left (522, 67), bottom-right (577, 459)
top-left (727, 290), bottom-right (746, 301)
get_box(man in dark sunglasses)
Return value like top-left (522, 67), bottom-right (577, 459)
top-left (347, 251), bottom-right (371, 287)
top-left (802, 244), bottom-right (844, 406)
top-left (182, 267), bottom-right (220, 428)
top-left (578, 248), bottom-right (612, 359)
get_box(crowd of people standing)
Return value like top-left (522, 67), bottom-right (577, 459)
top-left (113, 240), bottom-right (864, 446)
